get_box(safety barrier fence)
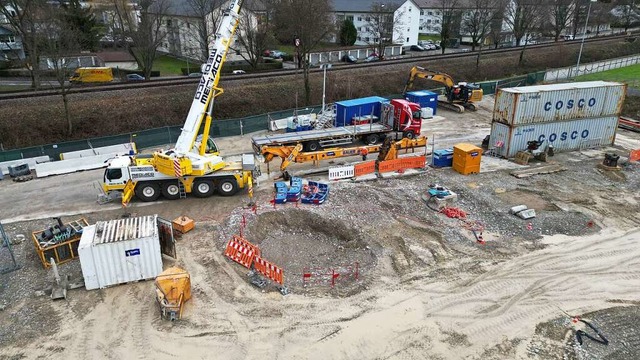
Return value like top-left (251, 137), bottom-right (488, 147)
top-left (378, 156), bottom-right (426, 173)
top-left (354, 161), bottom-right (376, 177)
top-left (4, 52), bottom-right (638, 163)
top-left (630, 149), bottom-right (640, 162)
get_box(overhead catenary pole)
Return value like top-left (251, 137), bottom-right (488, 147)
top-left (575, 0), bottom-right (597, 78)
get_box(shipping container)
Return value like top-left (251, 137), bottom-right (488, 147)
top-left (335, 96), bottom-right (388, 127)
top-left (405, 90), bottom-right (438, 116)
top-left (493, 81), bottom-right (626, 126)
top-left (79, 215), bottom-right (175, 290)
top-left (490, 116), bottom-right (619, 158)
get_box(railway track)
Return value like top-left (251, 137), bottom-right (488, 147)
top-left (0, 33), bottom-right (632, 101)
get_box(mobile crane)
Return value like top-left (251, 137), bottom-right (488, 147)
top-left (402, 66), bottom-right (483, 113)
top-left (101, 0), bottom-right (257, 206)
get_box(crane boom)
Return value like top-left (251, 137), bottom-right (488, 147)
top-left (174, 0), bottom-right (243, 154)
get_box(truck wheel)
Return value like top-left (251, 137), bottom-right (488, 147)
top-left (161, 181), bottom-right (181, 200)
top-left (217, 178), bottom-right (239, 196)
top-left (193, 180), bottom-right (215, 198)
top-left (403, 131), bottom-right (415, 139)
top-left (135, 182), bottom-right (161, 202)
top-left (305, 141), bottom-right (320, 152)
top-left (366, 134), bottom-right (380, 145)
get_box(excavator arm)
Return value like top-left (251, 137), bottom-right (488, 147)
top-left (402, 66), bottom-right (455, 96)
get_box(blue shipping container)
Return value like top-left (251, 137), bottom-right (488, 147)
top-left (432, 148), bottom-right (454, 167)
top-left (406, 90), bottom-right (438, 116)
top-left (335, 96), bottom-right (388, 127)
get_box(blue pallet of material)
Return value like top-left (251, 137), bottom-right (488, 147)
top-left (274, 192), bottom-right (288, 204)
top-left (301, 181), bottom-right (330, 205)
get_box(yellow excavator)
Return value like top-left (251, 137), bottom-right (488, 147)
top-left (402, 66), bottom-right (483, 113)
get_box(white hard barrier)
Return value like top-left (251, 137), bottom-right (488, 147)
top-left (544, 54), bottom-right (640, 82)
top-left (60, 142), bottom-right (136, 160)
top-left (35, 154), bottom-right (119, 178)
top-left (328, 165), bottom-right (355, 180)
top-left (0, 156), bottom-right (50, 175)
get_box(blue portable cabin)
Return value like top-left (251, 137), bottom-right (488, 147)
top-left (334, 96), bottom-right (388, 127)
top-left (405, 90), bottom-right (438, 116)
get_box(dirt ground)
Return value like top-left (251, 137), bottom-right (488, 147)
top-left (1, 96), bottom-right (640, 360)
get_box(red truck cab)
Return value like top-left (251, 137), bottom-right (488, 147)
top-left (390, 99), bottom-right (422, 138)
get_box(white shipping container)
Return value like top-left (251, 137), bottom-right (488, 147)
top-left (79, 215), bottom-right (167, 290)
top-left (490, 116), bottom-right (619, 158)
top-left (493, 81), bottom-right (626, 126)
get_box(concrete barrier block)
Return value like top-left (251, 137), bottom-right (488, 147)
top-left (0, 156), bottom-right (51, 175)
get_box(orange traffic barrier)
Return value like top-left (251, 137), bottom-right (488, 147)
top-left (254, 256), bottom-right (284, 285)
top-left (224, 235), bottom-right (260, 269)
top-left (630, 149), bottom-right (640, 162)
top-left (378, 156), bottom-right (426, 173)
top-left (354, 161), bottom-right (376, 176)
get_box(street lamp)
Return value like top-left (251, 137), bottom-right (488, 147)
top-left (320, 63), bottom-right (332, 112)
top-left (575, 0), bottom-right (597, 78)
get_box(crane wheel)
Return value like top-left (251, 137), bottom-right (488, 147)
top-left (161, 181), bottom-right (181, 200)
top-left (135, 182), bottom-right (161, 202)
top-left (193, 180), bottom-right (215, 198)
top-left (216, 178), bottom-right (239, 197)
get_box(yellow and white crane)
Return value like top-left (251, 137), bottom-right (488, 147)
top-left (101, 0), bottom-right (257, 206)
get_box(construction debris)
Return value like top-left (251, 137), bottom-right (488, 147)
top-left (510, 163), bottom-right (567, 178)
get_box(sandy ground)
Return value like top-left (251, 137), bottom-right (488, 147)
top-left (1, 96), bottom-right (640, 360)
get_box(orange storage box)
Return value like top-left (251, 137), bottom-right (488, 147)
top-left (172, 216), bottom-right (195, 234)
top-left (452, 143), bottom-right (482, 175)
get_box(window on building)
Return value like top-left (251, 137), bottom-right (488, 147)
top-left (365, 37), bottom-right (370, 42)
top-left (428, 11), bottom-right (433, 15)
top-left (408, 7), bottom-right (411, 12)
top-left (407, 28), bottom-right (410, 32)
top-left (406, 37), bottom-right (409, 42)
top-left (436, 11), bottom-right (440, 15)
top-left (357, 36), bottom-right (361, 41)
top-left (347, 15), bottom-right (354, 21)
top-left (374, 37), bottom-right (379, 42)
top-left (6, 35), bottom-right (15, 43)
top-left (166, 19), bottom-right (172, 26)
top-left (419, 26), bottom-right (423, 30)
top-left (9, 9), bottom-right (16, 17)
top-left (358, 16), bottom-right (362, 21)
top-left (435, 19), bottom-right (440, 24)
top-left (420, 10), bottom-right (424, 15)
top-left (427, 19), bottom-right (431, 24)
top-left (186, 22), bottom-right (190, 29)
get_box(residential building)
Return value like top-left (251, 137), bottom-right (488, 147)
top-left (154, 0), bottom-right (266, 62)
top-left (0, 6), bottom-right (25, 60)
top-left (332, 0), bottom-right (420, 46)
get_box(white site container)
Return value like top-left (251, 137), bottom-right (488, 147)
top-left (78, 215), bottom-right (164, 290)
top-left (493, 81), bottom-right (626, 126)
top-left (490, 116), bottom-right (619, 158)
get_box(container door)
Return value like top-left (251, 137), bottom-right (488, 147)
top-left (157, 217), bottom-right (176, 259)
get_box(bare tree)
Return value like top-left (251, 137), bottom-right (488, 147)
top-left (114, 0), bottom-right (170, 79)
top-left (39, 2), bottom-right (81, 135)
top-left (0, 0), bottom-right (46, 89)
top-left (437, 0), bottom-right (462, 54)
top-left (272, 0), bottom-right (333, 105)
top-left (461, 0), bottom-right (502, 51)
top-left (591, 1), bottom-right (614, 35)
top-left (613, 0), bottom-right (640, 32)
top-left (185, 0), bottom-right (225, 62)
top-left (363, 1), bottom-right (403, 59)
top-left (487, 6), bottom-right (507, 49)
top-left (548, 0), bottom-right (574, 41)
top-left (233, 8), bottom-right (272, 69)
top-left (504, 0), bottom-right (542, 46)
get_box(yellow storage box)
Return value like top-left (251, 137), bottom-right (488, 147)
top-left (173, 216), bottom-right (195, 234)
top-left (453, 143), bottom-right (482, 175)
top-left (155, 267), bottom-right (191, 320)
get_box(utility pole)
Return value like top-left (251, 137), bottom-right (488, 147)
top-left (575, 0), bottom-right (597, 78)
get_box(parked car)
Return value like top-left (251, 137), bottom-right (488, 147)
top-left (232, 69), bottom-right (246, 74)
top-left (410, 45), bottom-right (427, 52)
top-left (364, 54), bottom-right (380, 63)
top-left (423, 44), bottom-right (436, 50)
top-left (341, 54), bottom-right (357, 63)
top-left (187, 72), bottom-right (202, 78)
top-left (265, 50), bottom-right (287, 59)
top-left (126, 74), bottom-right (145, 81)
